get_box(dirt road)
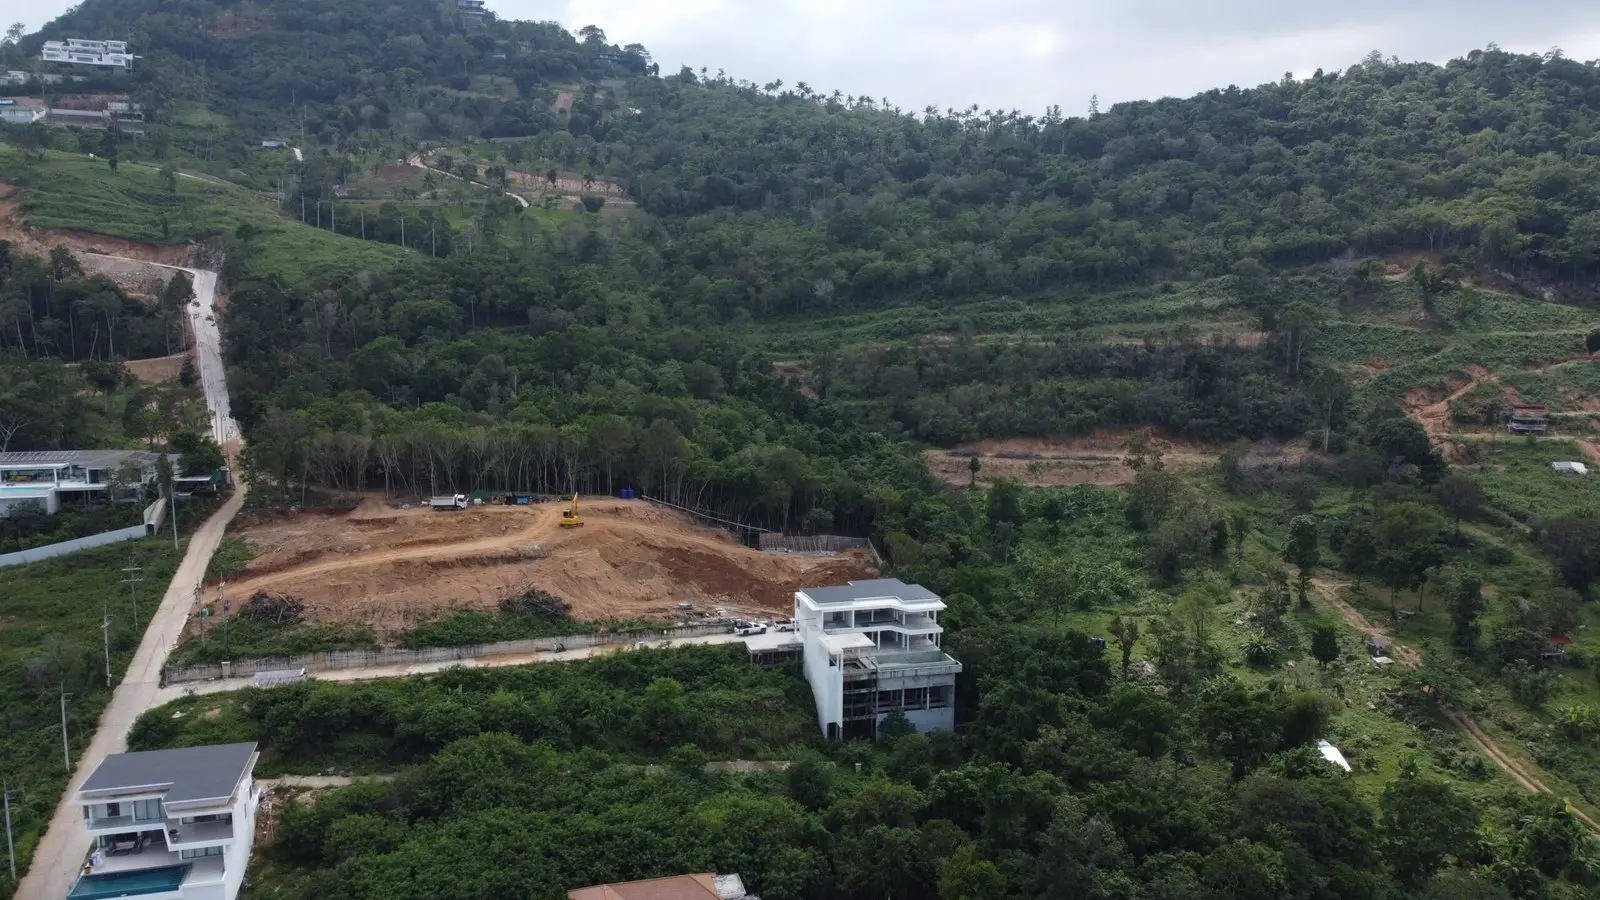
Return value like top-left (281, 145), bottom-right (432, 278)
top-left (16, 487), bottom-right (249, 899)
top-left (1311, 579), bottom-right (1600, 834)
top-left (1404, 365), bottom-right (1494, 441)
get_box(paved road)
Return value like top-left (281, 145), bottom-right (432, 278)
top-left (78, 255), bottom-right (237, 449)
top-left (16, 487), bottom-right (248, 900)
top-left (15, 254), bottom-right (243, 899)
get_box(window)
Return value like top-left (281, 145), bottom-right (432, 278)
top-left (133, 799), bottom-right (162, 822)
top-left (180, 846), bottom-right (223, 859)
top-left (103, 802), bottom-right (121, 819)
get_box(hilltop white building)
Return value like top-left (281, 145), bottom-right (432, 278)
top-left (795, 578), bottom-right (962, 740)
top-left (70, 742), bottom-right (261, 900)
top-left (0, 450), bottom-right (173, 516)
top-left (41, 38), bottom-right (134, 70)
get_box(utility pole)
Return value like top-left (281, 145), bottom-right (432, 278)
top-left (3, 781), bottom-right (15, 882)
top-left (59, 688), bottom-right (72, 772)
top-left (120, 564), bottom-right (143, 630)
top-left (101, 614), bottom-right (113, 688)
top-left (221, 582), bottom-right (231, 657)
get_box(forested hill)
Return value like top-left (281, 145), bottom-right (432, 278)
top-left (10, 1), bottom-right (1600, 311)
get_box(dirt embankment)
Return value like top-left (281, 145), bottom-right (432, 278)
top-left (122, 353), bottom-right (188, 384)
top-left (209, 498), bottom-right (875, 639)
top-left (0, 184), bottom-right (197, 266)
top-left (925, 430), bottom-right (1306, 488)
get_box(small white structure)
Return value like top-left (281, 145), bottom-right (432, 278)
top-left (42, 38), bottom-right (134, 69)
top-left (1317, 739), bottom-right (1352, 773)
top-left (795, 578), bottom-right (962, 740)
top-left (1552, 461), bottom-right (1589, 476)
top-left (72, 742), bottom-right (261, 900)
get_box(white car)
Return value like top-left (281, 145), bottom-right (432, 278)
top-left (773, 619), bottom-right (796, 632)
top-left (735, 623), bottom-right (767, 637)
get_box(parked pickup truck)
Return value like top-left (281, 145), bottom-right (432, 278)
top-left (429, 494), bottom-right (468, 510)
top-left (734, 622), bottom-right (768, 637)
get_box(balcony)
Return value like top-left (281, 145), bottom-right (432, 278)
top-left (83, 812), bottom-right (166, 837)
top-left (165, 817), bottom-right (234, 848)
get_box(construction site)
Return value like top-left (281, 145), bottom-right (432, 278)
top-left (201, 496), bottom-right (877, 639)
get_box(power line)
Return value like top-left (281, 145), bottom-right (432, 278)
top-left (120, 564), bottom-right (143, 630)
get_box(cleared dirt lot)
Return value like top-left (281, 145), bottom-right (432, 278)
top-left (211, 498), bottom-right (875, 638)
top-left (925, 430), bottom-right (1305, 487)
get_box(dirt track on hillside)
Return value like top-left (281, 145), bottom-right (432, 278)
top-left (1312, 578), bottom-right (1599, 834)
top-left (210, 498), bottom-right (875, 638)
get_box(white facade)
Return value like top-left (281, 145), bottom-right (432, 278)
top-left (71, 743), bottom-right (260, 900)
top-left (795, 579), bottom-right (961, 740)
top-left (42, 38), bottom-right (134, 69)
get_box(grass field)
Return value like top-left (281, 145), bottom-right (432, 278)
top-left (0, 143), bottom-right (408, 283)
top-left (0, 538), bottom-right (185, 898)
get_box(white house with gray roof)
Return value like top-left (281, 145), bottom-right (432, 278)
top-left (795, 579), bottom-right (962, 740)
top-left (69, 742), bottom-right (260, 900)
top-left (0, 449), bottom-right (173, 517)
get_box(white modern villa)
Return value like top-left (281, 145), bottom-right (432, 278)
top-left (0, 450), bottom-right (170, 516)
top-left (795, 578), bottom-right (962, 740)
top-left (68, 742), bottom-right (261, 900)
top-left (41, 38), bottom-right (134, 70)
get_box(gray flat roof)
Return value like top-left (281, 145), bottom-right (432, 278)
top-left (79, 742), bottom-right (256, 809)
top-left (0, 449), bottom-right (163, 470)
top-left (800, 578), bottom-right (940, 606)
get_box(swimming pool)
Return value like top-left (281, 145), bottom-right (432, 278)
top-left (68, 863), bottom-right (191, 900)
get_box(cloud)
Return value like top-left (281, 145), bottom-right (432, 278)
top-left (529, 0), bottom-right (1600, 113)
top-left (9, 0), bottom-right (1600, 114)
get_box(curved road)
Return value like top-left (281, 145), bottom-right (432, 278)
top-left (15, 256), bottom-right (246, 900)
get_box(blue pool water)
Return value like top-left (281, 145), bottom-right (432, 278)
top-left (68, 864), bottom-right (190, 899)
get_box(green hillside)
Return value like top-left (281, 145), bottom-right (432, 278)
top-left (5, 2), bottom-right (1600, 899)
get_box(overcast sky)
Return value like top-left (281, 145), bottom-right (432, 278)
top-left (8, 0), bottom-right (1600, 114)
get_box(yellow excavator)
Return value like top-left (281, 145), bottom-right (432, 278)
top-left (560, 492), bottom-right (583, 527)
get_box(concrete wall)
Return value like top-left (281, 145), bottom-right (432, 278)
top-left (161, 623), bottom-right (734, 685)
top-left (0, 523), bottom-right (147, 568)
top-left (801, 629), bottom-right (843, 738)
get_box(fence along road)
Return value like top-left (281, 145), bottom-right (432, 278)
top-left (16, 253), bottom-right (247, 900)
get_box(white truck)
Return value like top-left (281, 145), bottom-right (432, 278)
top-left (429, 494), bottom-right (468, 510)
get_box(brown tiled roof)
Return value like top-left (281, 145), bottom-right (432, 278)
top-left (568, 874), bottom-right (721, 900)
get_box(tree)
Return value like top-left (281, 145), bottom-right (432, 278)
top-left (1380, 771), bottom-right (1478, 883)
top-left (986, 478), bottom-right (1022, 532)
top-left (1285, 516), bottom-right (1319, 607)
top-left (1542, 516), bottom-right (1600, 595)
top-left (1311, 624), bottom-right (1340, 668)
top-left (1230, 509), bottom-right (1249, 561)
top-left (1342, 522), bottom-right (1377, 587)
top-left (1311, 369), bottom-right (1352, 452)
top-left (1443, 566), bottom-right (1486, 653)
top-left (1433, 474), bottom-right (1485, 535)
top-left (1108, 615), bottom-right (1139, 678)
top-left (1197, 677), bottom-right (1284, 780)
top-left (967, 454), bottom-right (980, 488)
top-left (1370, 417), bottom-right (1442, 478)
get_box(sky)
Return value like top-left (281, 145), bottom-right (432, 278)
top-left (7, 0), bottom-right (1600, 114)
